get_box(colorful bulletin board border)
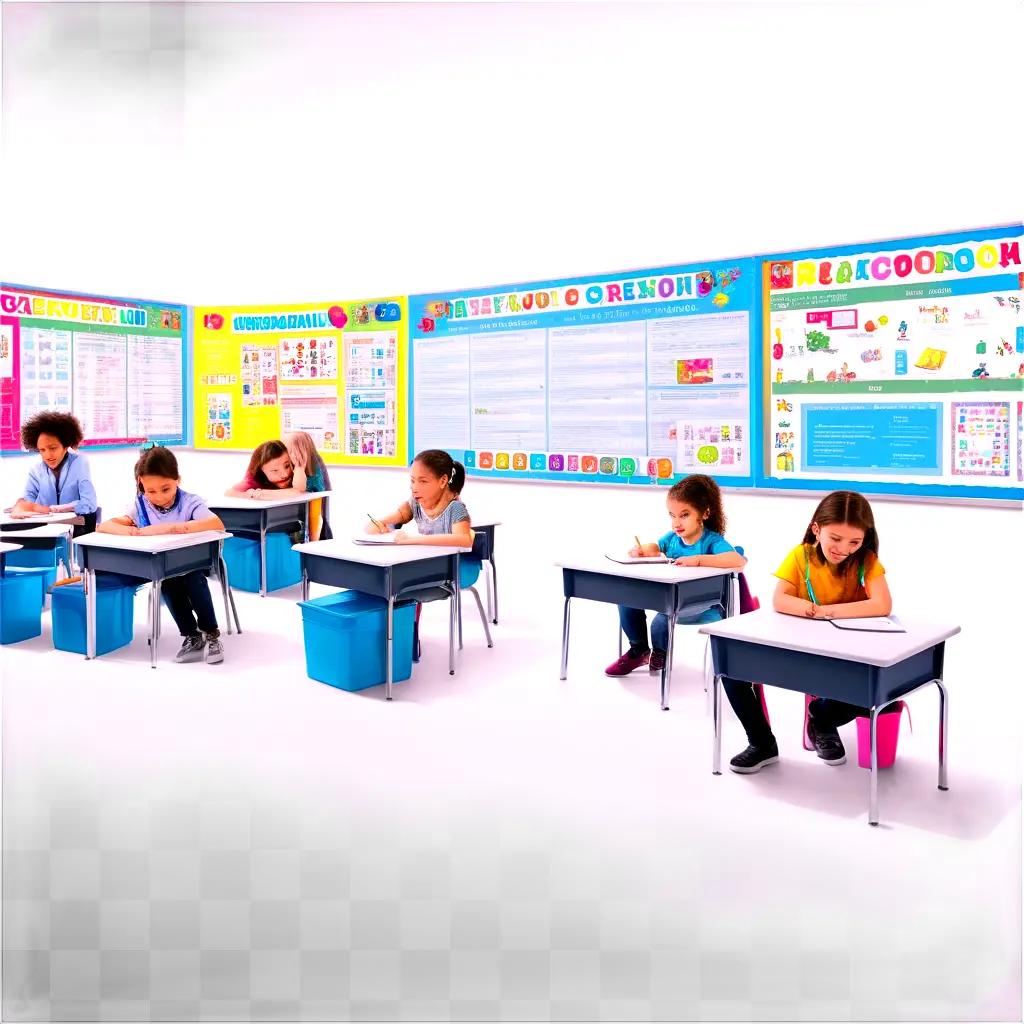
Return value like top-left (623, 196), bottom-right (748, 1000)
top-left (758, 224), bottom-right (1024, 502)
top-left (193, 297), bottom-right (408, 467)
top-left (1, 282), bottom-right (189, 454)
top-left (409, 256), bottom-right (762, 490)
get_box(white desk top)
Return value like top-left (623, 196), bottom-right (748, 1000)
top-left (0, 523), bottom-right (73, 538)
top-left (0, 511), bottom-right (78, 526)
top-left (556, 555), bottom-right (734, 585)
top-left (470, 518), bottom-right (501, 528)
top-left (209, 491), bottom-right (330, 510)
top-left (74, 531), bottom-right (231, 554)
top-left (0, 541), bottom-right (24, 554)
top-left (295, 538), bottom-right (467, 566)
top-left (699, 607), bottom-right (960, 668)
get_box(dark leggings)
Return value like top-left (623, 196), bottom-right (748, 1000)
top-left (722, 680), bottom-right (900, 748)
top-left (162, 571), bottom-right (219, 637)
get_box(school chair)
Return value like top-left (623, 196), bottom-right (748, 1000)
top-left (412, 531), bottom-right (493, 662)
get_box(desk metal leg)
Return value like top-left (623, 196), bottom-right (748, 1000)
top-left (448, 588), bottom-right (456, 676)
top-left (868, 708), bottom-right (880, 825)
top-left (150, 580), bottom-right (161, 668)
top-left (85, 569), bottom-right (97, 660)
top-left (936, 679), bottom-right (949, 791)
top-left (559, 597), bottom-right (571, 680)
top-left (301, 565), bottom-right (310, 602)
top-left (457, 585), bottom-right (464, 651)
top-left (386, 596), bottom-right (394, 701)
top-left (490, 553), bottom-right (498, 624)
top-left (712, 673), bottom-right (723, 774)
top-left (661, 610), bottom-right (675, 711)
top-left (484, 559), bottom-right (494, 623)
top-left (259, 523), bottom-right (267, 598)
top-left (218, 556), bottom-right (242, 634)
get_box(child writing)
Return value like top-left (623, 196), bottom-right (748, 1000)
top-left (605, 474), bottom-right (746, 676)
top-left (11, 411), bottom-right (98, 536)
top-left (224, 440), bottom-right (305, 500)
top-left (98, 447), bottom-right (226, 665)
top-left (365, 449), bottom-right (474, 548)
top-left (723, 489), bottom-right (894, 774)
top-left (284, 431), bottom-right (332, 540)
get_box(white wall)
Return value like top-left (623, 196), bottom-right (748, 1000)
top-left (2, 0), bottom-right (1022, 738)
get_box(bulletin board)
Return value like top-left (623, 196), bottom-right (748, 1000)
top-left (762, 224), bottom-right (1024, 500)
top-left (0, 283), bottom-right (188, 452)
top-left (192, 297), bottom-right (409, 465)
top-left (409, 257), bottom-right (759, 487)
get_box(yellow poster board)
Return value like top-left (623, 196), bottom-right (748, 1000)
top-left (193, 297), bottom-right (408, 466)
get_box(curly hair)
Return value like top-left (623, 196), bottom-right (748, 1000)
top-left (20, 412), bottom-right (85, 451)
top-left (666, 474), bottom-right (727, 535)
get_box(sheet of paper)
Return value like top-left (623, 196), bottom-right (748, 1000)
top-left (830, 615), bottom-right (905, 633)
top-left (605, 552), bottom-right (670, 564)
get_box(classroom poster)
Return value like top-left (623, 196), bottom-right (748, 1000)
top-left (410, 258), bottom-right (757, 487)
top-left (763, 226), bottom-right (1024, 498)
top-left (192, 298), bottom-right (408, 465)
top-left (0, 284), bottom-right (187, 451)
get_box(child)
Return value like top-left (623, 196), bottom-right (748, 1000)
top-left (605, 474), bottom-right (746, 676)
top-left (724, 490), bottom-right (894, 774)
top-left (366, 449), bottom-right (473, 548)
top-left (224, 440), bottom-right (305, 499)
top-left (98, 446), bottom-right (226, 665)
top-left (12, 412), bottom-right (98, 536)
top-left (367, 449), bottom-right (473, 661)
top-left (284, 431), bottom-right (332, 540)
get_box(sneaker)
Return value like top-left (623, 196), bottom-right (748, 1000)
top-left (604, 649), bottom-right (650, 676)
top-left (204, 631), bottom-right (224, 665)
top-left (174, 634), bottom-right (206, 663)
top-left (806, 717), bottom-right (846, 765)
top-left (729, 741), bottom-right (780, 774)
top-left (649, 649), bottom-right (667, 674)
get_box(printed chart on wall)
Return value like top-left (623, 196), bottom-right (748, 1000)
top-left (192, 298), bottom-right (408, 465)
top-left (764, 225), bottom-right (1024, 499)
top-left (410, 258), bottom-right (757, 486)
top-left (0, 284), bottom-right (187, 452)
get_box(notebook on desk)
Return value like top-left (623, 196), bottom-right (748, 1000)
top-left (830, 615), bottom-right (905, 633)
top-left (353, 533), bottom-right (399, 545)
top-left (605, 553), bottom-right (670, 565)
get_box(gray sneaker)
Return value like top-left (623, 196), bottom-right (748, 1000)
top-left (175, 634), bottom-right (206, 663)
top-left (204, 632), bottom-right (224, 665)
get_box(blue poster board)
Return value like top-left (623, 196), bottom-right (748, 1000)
top-left (759, 224), bottom-right (1024, 501)
top-left (409, 257), bottom-right (760, 488)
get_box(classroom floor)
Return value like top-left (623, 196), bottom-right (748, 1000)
top-left (2, 570), bottom-right (1020, 1022)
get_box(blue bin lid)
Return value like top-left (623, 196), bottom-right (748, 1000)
top-left (300, 589), bottom-right (390, 619)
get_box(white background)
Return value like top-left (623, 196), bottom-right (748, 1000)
top-left (1, 2), bottom-right (1022, 1020)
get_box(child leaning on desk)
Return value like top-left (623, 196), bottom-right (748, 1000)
top-left (605, 474), bottom-right (746, 677)
top-left (97, 446), bottom-right (227, 666)
top-left (284, 431), bottom-right (332, 540)
top-left (723, 489), bottom-right (896, 775)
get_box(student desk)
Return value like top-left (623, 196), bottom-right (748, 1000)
top-left (294, 539), bottom-right (465, 700)
top-left (0, 541), bottom-right (24, 576)
top-left (699, 609), bottom-right (959, 826)
top-left (556, 557), bottom-right (738, 711)
top-left (73, 532), bottom-right (238, 668)
top-left (208, 492), bottom-right (331, 597)
top-left (0, 511), bottom-right (79, 527)
top-left (470, 519), bottom-right (501, 624)
top-left (0, 523), bottom-right (76, 576)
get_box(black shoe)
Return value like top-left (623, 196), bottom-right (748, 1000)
top-left (729, 741), bottom-right (779, 774)
top-left (174, 633), bottom-right (206, 663)
top-left (807, 717), bottom-right (846, 765)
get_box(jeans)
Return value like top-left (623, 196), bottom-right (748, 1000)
top-left (618, 604), bottom-right (723, 653)
top-left (162, 570), bottom-right (219, 637)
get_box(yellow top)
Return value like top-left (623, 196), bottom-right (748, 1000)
top-left (774, 543), bottom-right (884, 606)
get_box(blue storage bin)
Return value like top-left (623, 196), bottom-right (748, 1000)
top-left (6, 545), bottom-right (59, 568)
top-left (51, 576), bottom-right (138, 656)
top-left (299, 590), bottom-right (415, 691)
top-left (0, 574), bottom-right (43, 644)
top-left (223, 533), bottom-right (302, 593)
top-left (3, 565), bottom-right (57, 608)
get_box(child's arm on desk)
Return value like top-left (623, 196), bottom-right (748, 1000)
top-left (628, 542), bottom-right (662, 557)
top-left (365, 502), bottom-right (412, 534)
top-left (97, 516), bottom-right (141, 537)
top-left (674, 551), bottom-right (747, 568)
top-left (394, 519), bottom-right (473, 548)
top-left (773, 576), bottom-right (892, 619)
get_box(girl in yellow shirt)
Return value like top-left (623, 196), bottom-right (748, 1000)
top-left (724, 490), bottom-right (894, 773)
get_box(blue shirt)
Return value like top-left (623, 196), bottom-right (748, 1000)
top-left (657, 527), bottom-right (734, 561)
top-left (22, 451), bottom-right (97, 515)
top-left (125, 488), bottom-right (213, 528)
